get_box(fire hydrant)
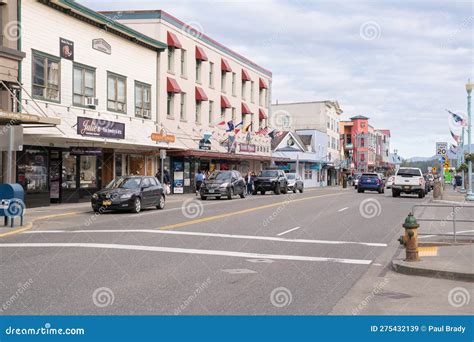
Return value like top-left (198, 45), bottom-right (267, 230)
top-left (398, 213), bottom-right (420, 261)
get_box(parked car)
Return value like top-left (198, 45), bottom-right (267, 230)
top-left (286, 173), bottom-right (304, 193)
top-left (353, 173), bottom-right (362, 189)
top-left (200, 170), bottom-right (246, 200)
top-left (357, 173), bottom-right (385, 194)
top-left (391, 167), bottom-right (425, 198)
top-left (385, 175), bottom-right (395, 189)
top-left (91, 176), bottom-right (165, 213)
top-left (423, 175), bottom-right (431, 193)
top-left (253, 170), bottom-right (288, 195)
top-left (427, 174), bottom-right (435, 189)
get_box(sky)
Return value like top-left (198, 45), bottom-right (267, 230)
top-left (81, 0), bottom-right (473, 158)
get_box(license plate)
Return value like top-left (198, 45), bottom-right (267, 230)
top-left (208, 189), bottom-right (215, 193)
top-left (102, 200), bottom-right (112, 206)
top-left (403, 186), bottom-right (410, 190)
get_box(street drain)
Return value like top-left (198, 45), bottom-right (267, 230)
top-left (221, 269), bottom-right (257, 274)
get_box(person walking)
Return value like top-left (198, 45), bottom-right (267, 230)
top-left (451, 176), bottom-right (457, 190)
top-left (195, 170), bottom-right (204, 196)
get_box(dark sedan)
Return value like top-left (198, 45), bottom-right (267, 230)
top-left (200, 170), bottom-right (246, 200)
top-left (91, 176), bottom-right (165, 213)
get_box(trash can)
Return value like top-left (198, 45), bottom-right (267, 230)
top-left (0, 183), bottom-right (25, 227)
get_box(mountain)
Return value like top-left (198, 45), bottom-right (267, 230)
top-left (407, 156), bottom-right (432, 162)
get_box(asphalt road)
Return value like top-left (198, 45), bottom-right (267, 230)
top-left (0, 187), bottom-right (431, 315)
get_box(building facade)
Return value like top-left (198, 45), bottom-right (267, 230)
top-left (271, 101), bottom-right (342, 185)
top-left (101, 10), bottom-right (273, 193)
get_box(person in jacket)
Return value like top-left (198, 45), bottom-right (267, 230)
top-left (195, 170), bottom-right (204, 196)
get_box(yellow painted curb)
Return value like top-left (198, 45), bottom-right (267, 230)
top-left (0, 211), bottom-right (80, 239)
top-left (160, 192), bottom-right (346, 230)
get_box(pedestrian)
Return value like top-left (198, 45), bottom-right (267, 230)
top-left (451, 176), bottom-right (456, 190)
top-left (195, 170), bottom-right (204, 196)
top-left (163, 168), bottom-right (171, 195)
top-left (245, 171), bottom-right (253, 195)
top-left (248, 172), bottom-right (256, 194)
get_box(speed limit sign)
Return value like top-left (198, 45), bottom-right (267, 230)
top-left (436, 142), bottom-right (448, 157)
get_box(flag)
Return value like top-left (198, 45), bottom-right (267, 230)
top-left (226, 120), bottom-right (234, 132)
top-left (449, 145), bottom-right (457, 155)
top-left (450, 130), bottom-right (460, 143)
top-left (244, 122), bottom-right (253, 132)
top-left (447, 109), bottom-right (466, 126)
top-left (217, 121), bottom-right (226, 126)
top-left (234, 128), bottom-right (241, 135)
top-left (235, 121), bottom-right (243, 128)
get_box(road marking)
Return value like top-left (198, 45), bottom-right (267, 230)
top-left (418, 229), bottom-right (474, 239)
top-left (221, 269), bottom-right (257, 274)
top-left (159, 192), bottom-right (348, 230)
top-left (0, 242), bottom-right (372, 265)
top-left (277, 226), bottom-right (301, 236)
top-left (338, 207), bottom-right (349, 212)
top-left (26, 229), bottom-right (387, 247)
top-left (0, 212), bottom-right (79, 238)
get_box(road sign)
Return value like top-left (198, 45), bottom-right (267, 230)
top-left (436, 142), bottom-right (448, 157)
top-left (432, 167), bottom-right (437, 173)
top-left (444, 159), bottom-right (450, 168)
top-left (160, 149), bottom-right (166, 159)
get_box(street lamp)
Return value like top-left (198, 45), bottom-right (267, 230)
top-left (465, 79), bottom-right (474, 201)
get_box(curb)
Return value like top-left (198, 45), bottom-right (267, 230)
top-left (391, 259), bottom-right (474, 282)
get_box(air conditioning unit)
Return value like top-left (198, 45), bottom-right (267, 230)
top-left (143, 109), bottom-right (151, 119)
top-left (86, 97), bottom-right (99, 107)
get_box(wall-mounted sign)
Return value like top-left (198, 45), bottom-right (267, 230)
top-left (151, 129), bottom-right (176, 143)
top-left (77, 116), bottom-right (125, 139)
top-left (239, 143), bottom-right (256, 153)
top-left (199, 138), bottom-right (211, 150)
top-left (60, 38), bottom-right (74, 60)
top-left (92, 38), bottom-right (111, 55)
top-left (70, 147), bottom-right (103, 156)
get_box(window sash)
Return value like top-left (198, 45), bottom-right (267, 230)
top-left (73, 65), bottom-right (95, 106)
top-left (32, 53), bottom-right (60, 101)
top-left (195, 101), bottom-right (201, 124)
top-left (209, 62), bottom-right (214, 87)
top-left (168, 47), bottom-right (175, 72)
top-left (180, 49), bottom-right (186, 76)
top-left (180, 93), bottom-right (186, 120)
top-left (167, 92), bottom-right (174, 116)
top-left (107, 73), bottom-right (127, 113)
top-left (135, 83), bottom-right (151, 118)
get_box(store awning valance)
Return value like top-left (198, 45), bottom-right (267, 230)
top-left (167, 77), bottom-right (182, 93)
top-left (259, 108), bottom-right (267, 120)
top-left (195, 86), bottom-right (208, 101)
top-left (167, 31), bottom-right (182, 49)
top-left (241, 69), bottom-right (251, 81)
top-left (241, 102), bottom-right (252, 115)
top-left (259, 77), bottom-right (268, 89)
top-left (195, 46), bottom-right (208, 61)
top-left (221, 58), bottom-right (232, 72)
top-left (221, 95), bottom-right (231, 108)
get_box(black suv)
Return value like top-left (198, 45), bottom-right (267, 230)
top-left (253, 170), bottom-right (288, 195)
top-left (200, 170), bottom-right (246, 200)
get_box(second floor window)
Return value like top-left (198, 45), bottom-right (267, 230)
top-left (167, 92), bottom-right (174, 117)
top-left (221, 72), bottom-right (226, 92)
top-left (250, 81), bottom-right (255, 103)
top-left (168, 47), bottom-right (175, 73)
top-left (209, 62), bottom-right (214, 87)
top-left (259, 89), bottom-right (263, 106)
top-left (196, 60), bottom-right (202, 83)
top-left (241, 80), bottom-right (246, 100)
top-left (180, 49), bottom-right (186, 77)
top-left (134, 82), bottom-right (151, 119)
top-left (208, 100), bottom-right (214, 124)
top-left (231, 72), bottom-right (236, 96)
top-left (195, 101), bottom-right (201, 124)
top-left (32, 52), bottom-right (60, 102)
top-left (73, 64), bottom-right (95, 106)
top-left (180, 92), bottom-right (186, 120)
top-left (107, 72), bottom-right (126, 113)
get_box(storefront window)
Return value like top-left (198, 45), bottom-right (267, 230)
top-left (80, 156), bottom-right (97, 188)
top-left (17, 148), bottom-right (49, 193)
top-left (62, 152), bottom-right (77, 189)
top-left (115, 154), bottom-right (123, 177)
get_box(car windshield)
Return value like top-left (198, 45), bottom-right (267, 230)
top-left (208, 171), bottom-right (231, 181)
top-left (260, 170), bottom-right (278, 177)
top-left (362, 173), bottom-right (378, 178)
top-left (397, 169), bottom-right (421, 177)
top-left (106, 177), bottom-right (141, 189)
top-left (286, 174), bottom-right (296, 180)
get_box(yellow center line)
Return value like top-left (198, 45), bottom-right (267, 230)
top-left (159, 192), bottom-right (347, 230)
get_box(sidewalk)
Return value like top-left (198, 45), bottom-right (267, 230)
top-left (437, 185), bottom-right (473, 204)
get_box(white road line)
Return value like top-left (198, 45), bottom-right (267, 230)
top-left (419, 229), bottom-right (474, 239)
top-left (277, 226), bottom-right (301, 236)
top-left (0, 243), bottom-right (372, 265)
top-left (25, 229), bottom-right (388, 247)
top-left (338, 207), bottom-right (349, 212)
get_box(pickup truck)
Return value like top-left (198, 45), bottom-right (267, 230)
top-left (391, 167), bottom-right (426, 198)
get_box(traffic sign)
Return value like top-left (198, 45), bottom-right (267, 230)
top-left (436, 142), bottom-right (448, 157)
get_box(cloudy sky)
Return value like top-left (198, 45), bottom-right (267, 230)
top-left (82, 0), bottom-right (473, 158)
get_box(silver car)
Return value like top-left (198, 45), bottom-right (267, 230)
top-left (286, 173), bottom-right (304, 193)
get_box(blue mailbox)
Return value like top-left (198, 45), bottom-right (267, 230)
top-left (0, 183), bottom-right (25, 227)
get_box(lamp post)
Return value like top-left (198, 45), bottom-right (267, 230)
top-left (460, 126), bottom-right (466, 193)
top-left (466, 79), bottom-right (474, 201)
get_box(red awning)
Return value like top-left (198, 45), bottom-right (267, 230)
top-left (241, 69), bottom-right (251, 81)
top-left (259, 108), bottom-right (267, 120)
top-left (195, 46), bottom-right (208, 61)
top-left (221, 95), bottom-right (231, 108)
top-left (195, 86), bottom-right (208, 101)
top-left (259, 78), bottom-right (268, 89)
top-left (241, 102), bottom-right (252, 115)
top-left (167, 31), bottom-right (182, 49)
top-left (221, 58), bottom-right (232, 72)
top-left (167, 77), bottom-right (182, 93)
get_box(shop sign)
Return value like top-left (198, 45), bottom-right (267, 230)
top-left (59, 38), bottom-right (74, 60)
top-left (199, 139), bottom-right (211, 150)
top-left (309, 163), bottom-right (321, 170)
top-left (277, 164), bottom-right (291, 170)
top-left (77, 116), bottom-right (125, 139)
top-left (173, 161), bottom-right (184, 194)
top-left (239, 143), bottom-right (256, 153)
top-left (70, 147), bottom-right (102, 156)
top-left (92, 38), bottom-right (111, 55)
top-left (151, 129), bottom-right (175, 143)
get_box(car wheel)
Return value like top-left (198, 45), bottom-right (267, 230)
top-left (419, 190), bottom-right (425, 198)
top-left (261, 190), bottom-right (266, 195)
top-left (378, 188), bottom-right (383, 194)
top-left (282, 184), bottom-right (288, 194)
top-left (274, 183), bottom-right (281, 195)
top-left (131, 197), bottom-right (141, 213)
top-left (227, 188), bottom-right (233, 200)
top-left (200, 195), bottom-right (207, 200)
top-left (300, 187), bottom-right (304, 193)
top-left (252, 190), bottom-right (258, 195)
top-left (239, 191), bottom-right (245, 199)
top-left (392, 190), bottom-right (398, 197)
top-left (293, 187), bottom-right (297, 193)
top-left (92, 207), bottom-right (101, 213)
top-left (358, 188), bottom-right (362, 193)
top-left (157, 195), bottom-right (165, 209)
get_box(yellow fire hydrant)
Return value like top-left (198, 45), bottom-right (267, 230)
top-left (398, 213), bottom-right (420, 262)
